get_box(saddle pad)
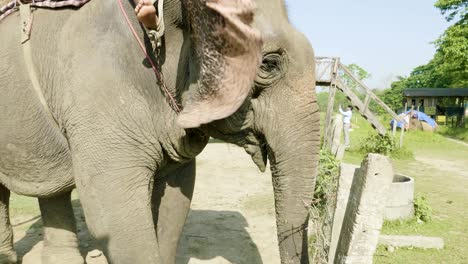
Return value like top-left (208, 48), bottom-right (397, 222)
top-left (0, 0), bottom-right (90, 22)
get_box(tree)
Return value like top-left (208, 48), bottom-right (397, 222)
top-left (340, 63), bottom-right (371, 92)
top-left (338, 63), bottom-right (371, 107)
top-left (346, 64), bottom-right (372, 81)
top-left (316, 63), bottom-right (371, 112)
top-left (433, 22), bottom-right (468, 88)
top-left (381, 77), bottom-right (407, 113)
top-left (432, 0), bottom-right (468, 87)
top-left (434, 0), bottom-right (467, 22)
top-left (383, 0), bottom-right (467, 107)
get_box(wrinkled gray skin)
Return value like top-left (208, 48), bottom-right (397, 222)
top-left (0, 0), bottom-right (319, 263)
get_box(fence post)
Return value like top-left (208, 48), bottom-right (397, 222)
top-left (399, 125), bottom-right (405, 147)
top-left (324, 84), bottom-right (337, 149)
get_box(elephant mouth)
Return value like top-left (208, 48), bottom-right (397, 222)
top-left (243, 133), bottom-right (268, 172)
top-left (201, 122), bottom-right (268, 172)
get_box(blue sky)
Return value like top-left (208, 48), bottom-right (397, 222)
top-left (285, 0), bottom-right (450, 89)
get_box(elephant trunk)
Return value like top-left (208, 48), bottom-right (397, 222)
top-left (258, 90), bottom-right (320, 263)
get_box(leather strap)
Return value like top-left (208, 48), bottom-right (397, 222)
top-left (20, 4), bottom-right (59, 125)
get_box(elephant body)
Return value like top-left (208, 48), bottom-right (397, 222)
top-left (0, 0), bottom-right (320, 263)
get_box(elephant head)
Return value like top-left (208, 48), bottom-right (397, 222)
top-left (166, 0), bottom-right (318, 262)
top-left (197, 1), bottom-right (320, 263)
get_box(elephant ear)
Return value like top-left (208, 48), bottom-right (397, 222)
top-left (177, 0), bottom-right (262, 128)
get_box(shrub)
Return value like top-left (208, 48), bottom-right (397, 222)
top-left (309, 149), bottom-right (340, 263)
top-left (359, 133), bottom-right (414, 160)
top-left (359, 134), bottom-right (396, 156)
top-left (313, 149), bottom-right (340, 212)
top-left (414, 193), bottom-right (432, 223)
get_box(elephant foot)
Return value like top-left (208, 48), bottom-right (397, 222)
top-left (42, 246), bottom-right (84, 264)
top-left (0, 250), bottom-right (18, 264)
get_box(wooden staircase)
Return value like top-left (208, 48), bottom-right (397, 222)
top-left (315, 57), bottom-right (402, 145)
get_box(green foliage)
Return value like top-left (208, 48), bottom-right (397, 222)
top-left (317, 63), bottom-right (371, 113)
top-left (358, 133), bottom-right (415, 159)
top-left (368, 89), bottom-right (389, 115)
top-left (316, 91), bottom-right (351, 113)
top-left (380, 77), bottom-right (406, 113)
top-left (437, 126), bottom-right (468, 142)
top-left (434, 0), bottom-right (467, 83)
top-left (313, 150), bottom-right (340, 212)
top-left (381, 0), bottom-right (467, 108)
top-left (435, 0), bottom-right (467, 22)
top-left (433, 22), bottom-right (468, 88)
top-left (359, 134), bottom-right (397, 155)
top-left (340, 63), bottom-right (371, 98)
top-left (316, 92), bottom-right (329, 112)
top-left (342, 63), bottom-right (372, 83)
top-left (309, 149), bottom-right (340, 263)
top-left (414, 193), bottom-right (433, 223)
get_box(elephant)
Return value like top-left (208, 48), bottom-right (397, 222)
top-left (0, 0), bottom-right (319, 263)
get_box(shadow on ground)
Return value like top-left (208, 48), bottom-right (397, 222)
top-left (13, 199), bottom-right (100, 262)
top-left (177, 210), bottom-right (263, 264)
top-left (12, 202), bottom-right (262, 263)
top-left (13, 217), bottom-right (43, 259)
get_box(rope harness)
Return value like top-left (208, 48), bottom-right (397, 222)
top-left (19, 2), bottom-right (59, 126)
top-left (116, 0), bottom-right (181, 113)
top-left (147, 0), bottom-right (165, 51)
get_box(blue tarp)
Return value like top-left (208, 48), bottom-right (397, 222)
top-left (390, 110), bottom-right (437, 129)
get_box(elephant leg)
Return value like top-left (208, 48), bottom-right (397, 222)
top-left (154, 160), bottom-right (196, 264)
top-left (0, 184), bottom-right (17, 264)
top-left (38, 191), bottom-right (84, 264)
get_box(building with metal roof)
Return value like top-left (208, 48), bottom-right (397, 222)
top-left (403, 88), bottom-right (468, 97)
top-left (402, 88), bottom-right (467, 127)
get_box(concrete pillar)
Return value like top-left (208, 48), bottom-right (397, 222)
top-left (333, 154), bottom-right (394, 264)
top-left (328, 164), bottom-right (359, 264)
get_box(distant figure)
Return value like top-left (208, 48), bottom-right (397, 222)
top-left (339, 104), bottom-right (353, 147)
top-left (393, 113), bottom-right (410, 131)
top-left (403, 113), bottom-right (410, 130)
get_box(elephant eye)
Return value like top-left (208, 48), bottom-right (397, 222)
top-left (253, 50), bottom-right (287, 97)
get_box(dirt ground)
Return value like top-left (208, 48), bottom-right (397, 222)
top-left (415, 156), bottom-right (468, 178)
top-left (11, 143), bottom-right (281, 264)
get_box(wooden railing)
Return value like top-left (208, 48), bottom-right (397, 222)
top-left (316, 57), bottom-right (405, 148)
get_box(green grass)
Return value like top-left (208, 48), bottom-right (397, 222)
top-left (341, 114), bottom-right (468, 164)
top-left (336, 114), bottom-right (468, 264)
top-left (374, 160), bottom-right (468, 264)
top-left (9, 191), bottom-right (80, 232)
top-left (403, 130), bottom-right (468, 160)
top-left (10, 191), bottom-right (80, 217)
top-left (437, 126), bottom-right (468, 143)
top-left (9, 195), bottom-right (40, 218)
